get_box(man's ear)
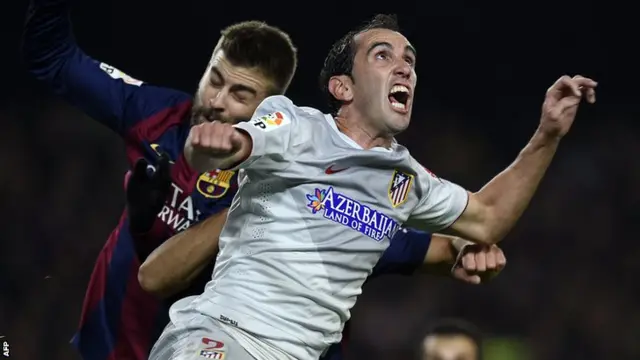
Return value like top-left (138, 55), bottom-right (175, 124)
top-left (328, 75), bottom-right (354, 103)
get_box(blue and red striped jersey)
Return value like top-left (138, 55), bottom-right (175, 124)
top-left (24, 1), bottom-right (237, 359)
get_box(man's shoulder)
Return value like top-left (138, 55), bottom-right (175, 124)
top-left (129, 97), bottom-right (193, 146)
top-left (406, 155), bottom-right (444, 184)
top-left (259, 95), bottom-right (325, 114)
top-left (253, 95), bottom-right (328, 130)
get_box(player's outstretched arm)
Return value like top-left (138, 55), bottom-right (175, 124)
top-left (22, 0), bottom-right (188, 136)
top-left (138, 209), bottom-right (228, 298)
top-left (446, 75), bottom-right (597, 245)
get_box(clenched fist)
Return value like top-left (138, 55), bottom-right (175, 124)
top-left (452, 244), bottom-right (506, 285)
top-left (184, 121), bottom-right (250, 172)
top-left (540, 75), bottom-right (597, 139)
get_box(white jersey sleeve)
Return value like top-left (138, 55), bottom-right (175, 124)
top-left (233, 95), bottom-right (298, 171)
top-left (408, 159), bottom-right (470, 231)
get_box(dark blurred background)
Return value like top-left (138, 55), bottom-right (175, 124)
top-left (1, 0), bottom-right (639, 359)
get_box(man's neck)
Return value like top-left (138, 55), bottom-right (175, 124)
top-left (334, 109), bottom-right (393, 150)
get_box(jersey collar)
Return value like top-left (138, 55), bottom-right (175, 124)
top-left (323, 114), bottom-right (395, 153)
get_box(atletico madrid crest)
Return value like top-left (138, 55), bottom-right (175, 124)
top-left (388, 170), bottom-right (414, 208)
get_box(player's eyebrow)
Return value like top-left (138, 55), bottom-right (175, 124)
top-left (230, 84), bottom-right (257, 96)
top-left (210, 67), bottom-right (257, 96)
top-left (406, 44), bottom-right (417, 59)
top-left (210, 66), bottom-right (224, 79)
top-left (366, 41), bottom-right (417, 60)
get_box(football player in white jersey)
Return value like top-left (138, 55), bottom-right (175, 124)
top-left (150, 14), bottom-right (596, 360)
top-left (142, 216), bottom-right (505, 360)
top-left (141, 217), bottom-right (505, 360)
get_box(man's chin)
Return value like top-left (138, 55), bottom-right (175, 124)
top-left (191, 116), bottom-right (207, 126)
top-left (193, 115), bottom-right (219, 125)
top-left (387, 117), bottom-right (409, 136)
top-left (382, 112), bottom-right (411, 134)
top-left (190, 109), bottom-right (240, 125)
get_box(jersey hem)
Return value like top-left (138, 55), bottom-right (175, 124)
top-left (192, 297), bottom-right (325, 360)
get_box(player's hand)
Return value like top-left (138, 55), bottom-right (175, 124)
top-left (126, 153), bottom-right (172, 234)
top-left (539, 75), bottom-right (597, 139)
top-left (184, 121), bottom-right (247, 172)
top-left (451, 244), bottom-right (506, 285)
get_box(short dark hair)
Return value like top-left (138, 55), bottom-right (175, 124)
top-left (219, 21), bottom-right (297, 95)
top-left (318, 14), bottom-right (401, 114)
top-left (419, 318), bottom-right (483, 359)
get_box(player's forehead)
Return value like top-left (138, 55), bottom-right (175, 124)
top-left (354, 28), bottom-right (415, 58)
top-left (209, 49), bottom-right (272, 95)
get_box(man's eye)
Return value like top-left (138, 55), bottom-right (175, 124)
top-left (375, 52), bottom-right (389, 60)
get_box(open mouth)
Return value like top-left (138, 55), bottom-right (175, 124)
top-left (388, 84), bottom-right (410, 113)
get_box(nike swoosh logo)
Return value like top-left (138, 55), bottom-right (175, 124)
top-left (325, 165), bottom-right (349, 174)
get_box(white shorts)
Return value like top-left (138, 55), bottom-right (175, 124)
top-left (149, 306), bottom-right (255, 360)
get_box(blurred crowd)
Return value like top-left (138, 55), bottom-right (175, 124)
top-left (1, 93), bottom-right (638, 359)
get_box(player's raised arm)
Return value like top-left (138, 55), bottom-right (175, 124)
top-left (22, 0), bottom-right (188, 136)
top-left (184, 95), bottom-right (298, 172)
top-left (448, 75), bottom-right (596, 244)
top-left (409, 75), bottom-right (597, 245)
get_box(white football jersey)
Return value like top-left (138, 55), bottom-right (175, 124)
top-left (178, 95), bottom-right (469, 360)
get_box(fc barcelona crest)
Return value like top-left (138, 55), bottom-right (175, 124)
top-left (196, 170), bottom-right (235, 199)
top-left (388, 170), bottom-right (414, 208)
